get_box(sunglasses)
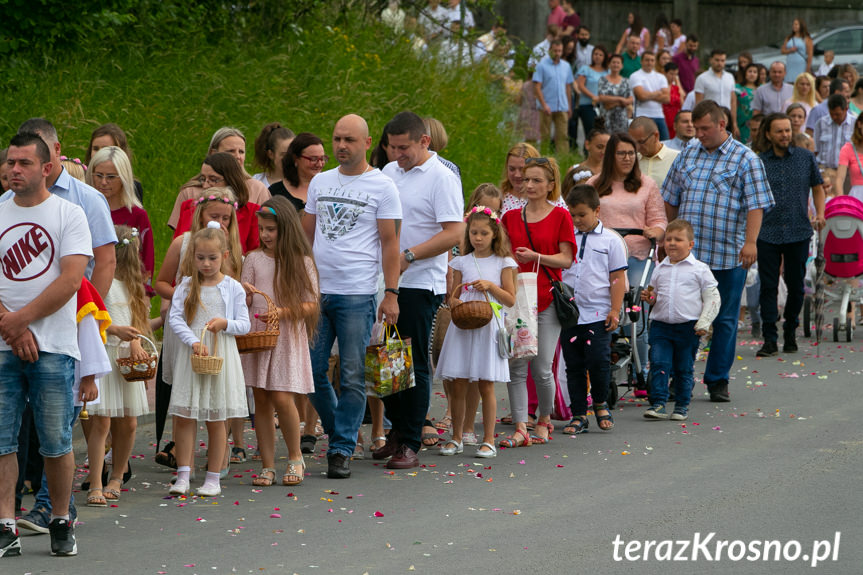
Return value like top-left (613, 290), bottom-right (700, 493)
top-left (525, 157), bottom-right (550, 166)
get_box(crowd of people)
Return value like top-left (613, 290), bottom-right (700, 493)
top-left (0, 0), bottom-right (848, 561)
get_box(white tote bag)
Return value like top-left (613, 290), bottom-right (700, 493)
top-left (505, 262), bottom-right (539, 360)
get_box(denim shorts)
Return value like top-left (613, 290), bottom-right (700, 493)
top-left (0, 352), bottom-right (75, 458)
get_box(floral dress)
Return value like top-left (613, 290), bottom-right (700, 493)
top-left (597, 75), bottom-right (631, 134)
top-left (736, 83), bottom-right (756, 143)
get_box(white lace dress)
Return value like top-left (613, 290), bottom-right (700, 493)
top-left (168, 285), bottom-right (249, 421)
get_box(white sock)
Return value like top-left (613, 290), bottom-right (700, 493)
top-left (177, 466), bottom-right (191, 483)
top-left (50, 514), bottom-right (70, 522)
top-left (203, 471), bottom-right (220, 487)
top-left (0, 518), bottom-right (15, 530)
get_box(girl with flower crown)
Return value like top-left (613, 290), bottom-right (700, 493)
top-left (434, 203), bottom-right (517, 458)
top-left (84, 225), bottom-right (154, 507)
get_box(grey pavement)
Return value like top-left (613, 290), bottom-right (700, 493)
top-left (8, 332), bottom-right (863, 575)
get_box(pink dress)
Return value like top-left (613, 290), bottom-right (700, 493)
top-left (240, 251), bottom-right (317, 393)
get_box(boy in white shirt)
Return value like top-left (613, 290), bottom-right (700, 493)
top-left (641, 219), bottom-right (720, 420)
top-left (560, 185), bottom-right (627, 434)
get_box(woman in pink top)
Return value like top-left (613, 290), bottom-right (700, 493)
top-left (587, 133), bottom-right (667, 383)
top-left (835, 114), bottom-right (863, 201)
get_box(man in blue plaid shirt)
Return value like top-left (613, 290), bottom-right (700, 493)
top-left (662, 100), bottom-right (775, 402)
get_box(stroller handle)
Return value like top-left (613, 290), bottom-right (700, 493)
top-left (613, 228), bottom-right (656, 322)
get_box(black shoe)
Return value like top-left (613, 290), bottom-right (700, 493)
top-left (326, 453), bottom-right (351, 479)
top-left (756, 341), bottom-right (779, 357)
top-left (48, 518), bottom-right (77, 556)
top-left (709, 383), bottom-right (730, 403)
top-left (783, 335), bottom-right (798, 353)
top-left (300, 434), bottom-right (317, 454)
top-left (0, 524), bottom-right (21, 557)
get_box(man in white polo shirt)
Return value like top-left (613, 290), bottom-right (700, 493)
top-left (694, 49), bottom-right (738, 137)
top-left (303, 114), bottom-right (402, 480)
top-left (630, 51), bottom-right (671, 141)
top-left (373, 112), bottom-right (463, 469)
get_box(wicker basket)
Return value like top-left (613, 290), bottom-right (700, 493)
top-left (236, 286), bottom-right (280, 354)
top-left (191, 327), bottom-right (224, 375)
top-left (116, 335), bottom-right (158, 382)
top-left (449, 282), bottom-right (493, 330)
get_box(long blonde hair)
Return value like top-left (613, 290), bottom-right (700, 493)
top-left (791, 72), bottom-right (817, 109)
top-left (183, 228), bottom-right (229, 325)
top-left (179, 187), bottom-right (242, 280)
top-left (114, 225), bottom-right (152, 337)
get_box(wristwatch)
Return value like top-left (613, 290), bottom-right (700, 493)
top-left (403, 249), bottom-right (416, 264)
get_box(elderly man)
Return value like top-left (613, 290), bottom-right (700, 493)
top-left (303, 114), bottom-right (402, 479)
top-left (751, 62), bottom-right (794, 116)
top-left (0, 132), bottom-right (92, 557)
top-left (630, 116), bottom-right (679, 187)
top-left (662, 100), bottom-right (774, 403)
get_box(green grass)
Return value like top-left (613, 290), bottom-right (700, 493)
top-left (1, 12), bottom-right (582, 277)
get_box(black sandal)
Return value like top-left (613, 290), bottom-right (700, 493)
top-left (563, 416), bottom-right (589, 434)
top-left (154, 441), bottom-right (177, 469)
top-left (593, 402), bottom-right (614, 431)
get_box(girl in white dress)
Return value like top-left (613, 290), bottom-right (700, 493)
top-left (85, 226), bottom-right (152, 506)
top-left (436, 206), bottom-right (517, 458)
top-left (168, 227), bottom-right (251, 497)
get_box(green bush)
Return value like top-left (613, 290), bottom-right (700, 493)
top-left (0, 3), bottom-right (525, 279)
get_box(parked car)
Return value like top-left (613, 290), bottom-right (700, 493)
top-left (728, 21), bottom-right (863, 74)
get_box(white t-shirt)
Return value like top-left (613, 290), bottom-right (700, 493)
top-left (383, 153), bottom-right (463, 295)
top-left (0, 194), bottom-right (92, 358)
top-left (630, 69), bottom-right (669, 117)
top-left (693, 70), bottom-right (736, 108)
top-left (306, 167), bottom-right (403, 295)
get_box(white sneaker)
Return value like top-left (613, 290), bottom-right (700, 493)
top-left (169, 478), bottom-right (189, 496)
top-left (196, 483), bottom-right (222, 497)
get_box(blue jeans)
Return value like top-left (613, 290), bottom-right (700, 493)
top-left (33, 405), bottom-right (82, 517)
top-left (308, 294), bottom-right (375, 458)
top-left (648, 320), bottom-right (701, 408)
top-left (649, 117), bottom-right (670, 141)
top-left (0, 352), bottom-right (75, 457)
top-left (383, 288), bottom-right (443, 453)
top-left (705, 267), bottom-right (747, 388)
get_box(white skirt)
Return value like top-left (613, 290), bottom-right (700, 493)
top-left (168, 332), bottom-right (249, 422)
top-left (436, 317), bottom-right (510, 383)
top-left (88, 346), bottom-right (149, 418)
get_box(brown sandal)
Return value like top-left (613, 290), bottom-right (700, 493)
top-left (252, 468), bottom-right (276, 487)
top-left (283, 460), bottom-right (305, 486)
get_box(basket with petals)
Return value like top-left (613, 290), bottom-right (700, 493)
top-left (116, 335), bottom-right (158, 382)
top-left (449, 282), bottom-right (493, 330)
top-left (236, 287), bottom-right (280, 354)
top-left (191, 327), bottom-right (223, 375)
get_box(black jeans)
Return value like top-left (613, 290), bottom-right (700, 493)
top-left (561, 320), bottom-right (612, 417)
top-left (757, 238), bottom-right (809, 343)
top-left (383, 288), bottom-right (443, 453)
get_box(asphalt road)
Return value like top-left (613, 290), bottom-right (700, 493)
top-left (9, 334), bottom-right (863, 575)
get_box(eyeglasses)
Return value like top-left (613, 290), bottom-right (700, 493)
top-left (93, 173), bottom-right (121, 183)
top-left (301, 155), bottom-right (329, 165)
top-left (197, 175), bottom-right (225, 186)
top-left (634, 133), bottom-right (655, 146)
top-left (524, 157), bottom-right (550, 165)
top-left (615, 150), bottom-right (637, 158)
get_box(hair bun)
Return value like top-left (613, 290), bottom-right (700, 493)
top-left (207, 221), bottom-right (222, 230)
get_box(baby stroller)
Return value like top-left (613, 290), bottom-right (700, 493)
top-left (803, 196), bottom-right (863, 343)
top-left (607, 229), bottom-right (656, 408)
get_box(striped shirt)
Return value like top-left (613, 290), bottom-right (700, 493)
top-left (813, 112), bottom-right (855, 169)
top-left (662, 134), bottom-right (775, 270)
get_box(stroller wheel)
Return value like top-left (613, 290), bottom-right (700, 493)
top-left (803, 298), bottom-right (811, 338)
top-left (833, 317), bottom-right (840, 342)
top-left (607, 379), bottom-right (618, 409)
top-left (846, 320), bottom-right (853, 342)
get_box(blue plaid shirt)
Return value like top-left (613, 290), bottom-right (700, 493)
top-left (662, 134), bottom-right (775, 270)
top-left (758, 146), bottom-right (822, 244)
